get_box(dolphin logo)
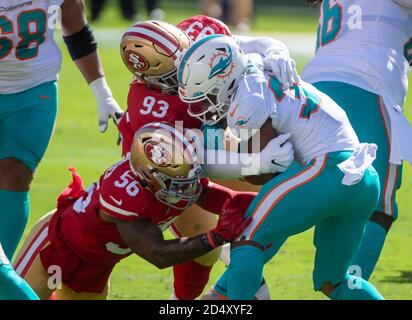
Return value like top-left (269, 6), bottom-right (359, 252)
top-left (208, 46), bottom-right (233, 79)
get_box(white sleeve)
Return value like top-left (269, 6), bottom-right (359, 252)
top-left (234, 35), bottom-right (290, 57)
top-left (202, 149), bottom-right (262, 178)
top-left (187, 126), bottom-right (262, 178)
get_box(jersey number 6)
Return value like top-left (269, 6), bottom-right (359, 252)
top-left (316, 0), bottom-right (343, 49)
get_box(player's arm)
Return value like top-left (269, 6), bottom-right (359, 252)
top-left (112, 208), bottom-right (250, 269)
top-left (196, 179), bottom-right (256, 215)
top-left (60, 0), bottom-right (123, 132)
top-left (189, 127), bottom-right (292, 179)
top-left (234, 35), bottom-right (300, 88)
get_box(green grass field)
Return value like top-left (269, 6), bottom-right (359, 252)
top-left (23, 4), bottom-right (412, 299)
top-left (90, 0), bottom-right (319, 33)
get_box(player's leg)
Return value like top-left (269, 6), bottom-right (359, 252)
top-left (0, 242), bottom-right (39, 300)
top-left (169, 204), bottom-right (220, 300)
top-left (313, 81), bottom-right (401, 280)
top-left (313, 166), bottom-right (382, 299)
top-left (119, 0), bottom-right (136, 20)
top-left (11, 211), bottom-right (56, 299)
top-left (0, 81), bottom-right (58, 259)
top-left (223, 156), bottom-right (337, 299)
top-left (314, 218), bottom-right (383, 300)
top-left (90, 0), bottom-right (107, 21)
top-left (204, 236), bottom-right (285, 300)
top-left (351, 98), bottom-right (401, 280)
top-left (209, 178), bottom-right (274, 300)
top-left (53, 282), bottom-right (109, 300)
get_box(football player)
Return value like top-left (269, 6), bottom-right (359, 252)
top-left (0, 0), bottom-right (122, 299)
top-left (178, 35), bottom-right (383, 300)
top-left (117, 17), bottom-right (296, 300)
top-left (13, 123), bottom-right (253, 300)
top-left (302, 0), bottom-right (412, 280)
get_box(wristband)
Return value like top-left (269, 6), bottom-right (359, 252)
top-left (200, 233), bottom-right (214, 251)
top-left (89, 77), bottom-right (113, 103)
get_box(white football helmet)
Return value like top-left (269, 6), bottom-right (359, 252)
top-left (177, 35), bottom-right (248, 125)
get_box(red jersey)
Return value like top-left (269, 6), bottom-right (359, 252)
top-left (118, 81), bottom-right (202, 156)
top-left (37, 161), bottom-right (255, 293)
top-left (47, 158), bottom-right (183, 268)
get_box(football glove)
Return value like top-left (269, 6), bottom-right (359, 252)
top-left (263, 52), bottom-right (300, 89)
top-left (260, 133), bottom-right (294, 174)
top-left (90, 77), bottom-right (124, 133)
top-left (206, 202), bottom-right (252, 248)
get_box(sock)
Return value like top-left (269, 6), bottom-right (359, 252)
top-left (212, 268), bottom-right (270, 300)
top-left (212, 269), bottom-right (229, 299)
top-left (330, 275), bottom-right (384, 300)
top-left (351, 221), bottom-right (387, 281)
top-left (227, 245), bottom-right (264, 300)
top-left (0, 244), bottom-right (39, 300)
top-left (173, 260), bottom-right (212, 300)
top-left (0, 190), bottom-right (29, 259)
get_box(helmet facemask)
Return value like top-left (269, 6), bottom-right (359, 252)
top-left (130, 123), bottom-right (203, 210)
top-left (152, 168), bottom-right (202, 210)
top-left (145, 68), bottom-right (180, 94)
top-left (177, 35), bottom-right (248, 125)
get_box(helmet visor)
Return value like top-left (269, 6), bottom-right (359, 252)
top-left (154, 171), bottom-right (203, 210)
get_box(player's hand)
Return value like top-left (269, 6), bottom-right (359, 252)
top-left (97, 97), bottom-right (124, 133)
top-left (260, 133), bottom-right (294, 174)
top-left (90, 77), bottom-right (124, 133)
top-left (263, 52), bottom-right (300, 89)
top-left (206, 202), bottom-right (252, 248)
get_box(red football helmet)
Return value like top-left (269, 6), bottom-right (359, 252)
top-left (177, 15), bottom-right (232, 42)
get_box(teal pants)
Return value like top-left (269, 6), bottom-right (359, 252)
top-left (314, 82), bottom-right (402, 219)
top-left (0, 81), bottom-right (58, 172)
top-left (0, 81), bottom-right (57, 258)
top-left (215, 151), bottom-right (381, 299)
top-left (313, 82), bottom-right (402, 280)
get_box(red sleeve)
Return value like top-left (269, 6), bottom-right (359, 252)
top-left (200, 179), bottom-right (256, 215)
top-left (118, 112), bottom-right (134, 157)
top-left (99, 161), bottom-right (145, 221)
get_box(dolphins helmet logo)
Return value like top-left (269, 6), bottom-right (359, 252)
top-left (208, 45), bottom-right (234, 80)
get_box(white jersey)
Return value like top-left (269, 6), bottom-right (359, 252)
top-left (0, 0), bottom-right (64, 94)
top-left (302, 0), bottom-right (412, 109)
top-left (227, 65), bottom-right (359, 165)
top-left (301, 0), bottom-right (412, 164)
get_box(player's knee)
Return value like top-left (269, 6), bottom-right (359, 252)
top-left (195, 247), bottom-right (221, 266)
top-left (0, 158), bottom-right (33, 191)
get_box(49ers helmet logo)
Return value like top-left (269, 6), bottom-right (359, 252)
top-left (144, 141), bottom-right (171, 167)
top-left (126, 51), bottom-right (149, 72)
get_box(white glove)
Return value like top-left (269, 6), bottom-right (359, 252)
top-left (259, 133), bottom-right (294, 174)
top-left (90, 77), bottom-right (124, 133)
top-left (263, 52), bottom-right (300, 89)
